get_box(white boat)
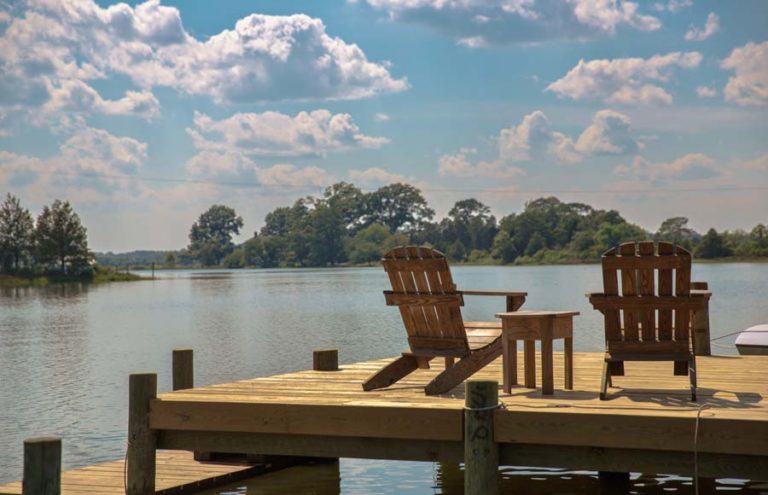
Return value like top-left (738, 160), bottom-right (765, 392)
top-left (735, 324), bottom-right (768, 355)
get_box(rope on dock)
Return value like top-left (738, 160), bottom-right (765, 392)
top-left (693, 403), bottom-right (711, 495)
top-left (464, 402), bottom-right (507, 412)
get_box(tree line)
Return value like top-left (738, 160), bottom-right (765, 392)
top-left (0, 194), bottom-right (90, 275)
top-left (183, 182), bottom-right (768, 268)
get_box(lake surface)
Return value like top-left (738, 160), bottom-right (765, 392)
top-left (2, 263), bottom-right (767, 493)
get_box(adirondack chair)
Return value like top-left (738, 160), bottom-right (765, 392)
top-left (362, 246), bottom-right (527, 395)
top-left (588, 241), bottom-right (708, 401)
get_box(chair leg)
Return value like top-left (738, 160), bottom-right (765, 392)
top-left (689, 356), bottom-right (697, 402)
top-left (362, 355), bottom-right (421, 391)
top-left (424, 340), bottom-right (501, 396)
top-left (600, 360), bottom-right (611, 400)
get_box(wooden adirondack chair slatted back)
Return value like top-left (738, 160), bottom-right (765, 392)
top-left (382, 246), bottom-right (470, 358)
top-left (600, 241), bottom-right (692, 354)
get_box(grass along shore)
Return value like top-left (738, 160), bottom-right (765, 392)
top-left (0, 266), bottom-right (147, 287)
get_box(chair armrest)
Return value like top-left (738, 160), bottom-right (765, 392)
top-left (460, 290), bottom-right (527, 297)
top-left (690, 289), bottom-right (712, 299)
top-left (460, 290), bottom-right (527, 311)
top-left (586, 292), bottom-right (605, 298)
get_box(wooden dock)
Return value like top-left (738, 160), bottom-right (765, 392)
top-left (4, 351), bottom-right (767, 494)
top-left (153, 351), bottom-right (767, 479)
top-left (0, 450), bottom-right (262, 495)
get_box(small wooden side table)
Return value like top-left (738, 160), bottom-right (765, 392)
top-left (495, 310), bottom-right (579, 395)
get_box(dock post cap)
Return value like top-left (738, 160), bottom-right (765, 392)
top-left (24, 436), bottom-right (61, 444)
top-left (313, 349), bottom-right (339, 371)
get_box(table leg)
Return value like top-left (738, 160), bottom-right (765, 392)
top-left (541, 322), bottom-right (554, 395)
top-left (564, 336), bottom-right (573, 390)
top-left (524, 340), bottom-right (536, 389)
top-left (502, 335), bottom-right (516, 394)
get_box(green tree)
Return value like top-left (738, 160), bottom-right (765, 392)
top-left (34, 199), bottom-right (89, 273)
top-left (305, 203), bottom-right (346, 266)
top-left (323, 182), bottom-right (367, 232)
top-left (164, 251), bottom-right (176, 268)
top-left (346, 223), bottom-right (390, 264)
top-left (0, 193), bottom-right (34, 271)
top-left (367, 183), bottom-right (435, 234)
top-left (594, 222), bottom-right (648, 251)
top-left (445, 199), bottom-right (497, 252)
top-left (695, 228), bottom-right (732, 258)
top-left (656, 217), bottom-right (698, 249)
top-left (524, 231), bottom-right (546, 256)
top-left (491, 230), bottom-right (518, 263)
top-left (345, 223), bottom-right (409, 264)
top-left (188, 205), bottom-right (244, 266)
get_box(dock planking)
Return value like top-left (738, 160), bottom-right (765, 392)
top-left (153, 352), bottom-right (768, 480)
top-left (0, 450), bottom-right (261, 495)
top-left (3, 352), bottom-right (766, 493)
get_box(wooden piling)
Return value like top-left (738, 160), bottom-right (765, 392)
top-left (691, 281), bottom-right (711, 356)
top-left (172, 349), bottom-right (194, 391)
top-left (22, 437), bottom-right (61, 495)
top-left (313, 349), bottom-right (339, 371)
top-left (127, 373), bottom-right (157, 495)
top-left (464, 380), bottom-right (499, 495)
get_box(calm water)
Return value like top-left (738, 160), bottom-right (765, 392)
top-left (1, 263), bottom-right (767, 493)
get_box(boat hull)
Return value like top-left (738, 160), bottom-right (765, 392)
top-left (735, 324), bottom-right (768, 356)
top-left (736, 344), bottom-right (768, 356)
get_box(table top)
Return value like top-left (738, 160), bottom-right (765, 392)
top-left (495, 310), bottom-right (580, 319)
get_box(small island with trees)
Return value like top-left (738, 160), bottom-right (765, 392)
top-left (93, 181), bottom-right (768, 270)
top-left (0, 193), bottom-right (143, 286)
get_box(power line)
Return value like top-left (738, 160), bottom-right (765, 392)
top-left (23, 170), bottom-right (768, 195)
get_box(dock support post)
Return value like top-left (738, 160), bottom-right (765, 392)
top-left (23, 437), bottom-right (61, 495)
top-left (127, 373), bottom-right (157, 495)
top-left (464, 380), bottom-right (499, 495)
top-left (171, 349), bottom-right (211, 461)
top-left (313, 349), bottom-right (339, 371)
top-left (598, 471), bottom-right (630, 494)
top-left (172, 349), bottom-right (194, 391)
top-left (691, 281), bottom-right (711, 356)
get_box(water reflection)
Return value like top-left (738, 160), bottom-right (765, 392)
top-left (201, 461), bottom-right (768, 494)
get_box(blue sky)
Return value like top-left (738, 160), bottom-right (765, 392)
top-left (1, 0), bottom-right (766, 251)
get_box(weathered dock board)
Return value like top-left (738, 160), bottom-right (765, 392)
top-left (0, 450), bottom-right (260, 495)
top-left (153, 352), bottom-right (768, 480)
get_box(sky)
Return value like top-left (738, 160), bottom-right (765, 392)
top-left (1, 0), bottom-right (766, 252)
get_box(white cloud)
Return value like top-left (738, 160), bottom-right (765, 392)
top-left (651, 0), bottom-right (692, 13)
top-left (0, 126), bottom-right (147, 198)
top-left (574, 109), bottom-right (640, 155)
top-left (360, 0), bottom-right (660, 46)
top-left (187, 110), bottom-right (388, 158)
top-left (348, 167), bottom-right (408, 186)
top-left (721, 41), bottom-right (768, 106)
top-left (695, 86), bottom-right (716, 98)
top-left (740, 153), bottom-right (768, 171)
top-left (42, 80), bottom-right (160, 120)
top-left (438, 152), bottom-right (525, 179)
top-left (547, 52), bottom-right (702, 105)
top-left (441, 112), bottom-right (574, 172)
top-left (439, 108), bottom-right (641, 178)
top-left (373, 112), bottom-right (391, 122)
top-left (0, 0), bottom-right (407, 131)
top-left (255, 164), bottom-right (334, 188)
top-left (185, 150), bottom-right (256, 177)
top-left (685, 12), bottom-right (719, 41)
top-left (614, 153), bottom-right (722, 183)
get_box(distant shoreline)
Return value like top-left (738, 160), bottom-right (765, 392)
top-left (122, 255), bottom-right (768, 272)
